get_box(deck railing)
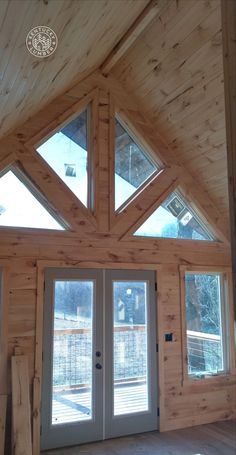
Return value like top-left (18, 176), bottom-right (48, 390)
top-left (52, 327), bottom-right (223, 388)
top-left (186, 330), bottom-right (222, 374)
top-left (53, 325), bottom-right (147, 388)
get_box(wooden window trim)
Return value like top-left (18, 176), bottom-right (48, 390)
top-left (0, 261), bottom-right (10, 395)
top-left (179, 265), bottom-right (236, 387)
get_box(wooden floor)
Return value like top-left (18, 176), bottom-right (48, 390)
top-left (42, 420), bottom-right (236, 454)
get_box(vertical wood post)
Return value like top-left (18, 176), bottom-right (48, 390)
top-left (95, 89), bottom-right (110, 231)
top-left (221, 0), bottom-right (236, 318)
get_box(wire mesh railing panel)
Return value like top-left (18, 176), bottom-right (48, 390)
top-left (53, 333), bottom-right (92, 387)
top-left (114, 329), bottom-right (147, 381)
top-left (53, 327), bottom-right (146, 388)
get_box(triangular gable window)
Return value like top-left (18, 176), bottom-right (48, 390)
top-left (134, 190), bottom-right (215, 241)
top-left (115, 117), bottom-right (160, 210)
top-left (0, 168), bottom-right (65, 230)
top-left (37, 107), bottom-right (90, 208)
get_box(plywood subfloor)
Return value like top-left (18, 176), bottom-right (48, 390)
top-left (42, 420), bottom-right (236, 454)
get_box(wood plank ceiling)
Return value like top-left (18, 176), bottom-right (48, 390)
top-left (0, 0), bottom-right (147, 137)
top-left (111, 0), bottom-right (228, 218)
top-left (0, 0), bottom-right (229, 221)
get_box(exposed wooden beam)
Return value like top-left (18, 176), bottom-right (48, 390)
top-left (101, 0), bottom-right (160, 76)
top-left (15, 145), bottom-right (97, 234)
top-left (95, 89), bottom-right (110, 231)
top-left (25, 88), bottom-right (98, 149)
top-left (0, 150), bottom-right (17, 174)
top-left (111, 166), bottom-right (180, 238)
top-left (221, 0), bottom-right (236, 318)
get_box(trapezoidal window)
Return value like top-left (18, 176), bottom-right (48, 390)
top-left (0, 168), bottom-right (65, 230)
top-left (37, 107), bottom-right (90, 208)
top-left (115, 117), bottom-right (160, 210)
top-left (134, 190), bottom-right (215, 241)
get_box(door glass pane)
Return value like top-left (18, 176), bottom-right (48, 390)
top-left (52, 280), bottom-right (93, 424)
top-left (113, 281), bottom-right (148, 415)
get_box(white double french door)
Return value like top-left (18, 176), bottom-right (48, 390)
top-left (41, 268), bottom-right (157, 451)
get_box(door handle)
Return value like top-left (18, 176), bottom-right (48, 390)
top-left (95, 363), bottom-right (102, 370)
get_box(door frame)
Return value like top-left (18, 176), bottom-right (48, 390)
top-left (34, 261), bottom-right (162, 455)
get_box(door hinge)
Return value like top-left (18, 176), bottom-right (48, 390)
top-left (42, 351), bottom-right (44, 362)
top-left (157, 407), bottom-right (160, 417)
top-left (156, 343), bottom-right (158, 353)
top-left (40, 425), bottom-right (42, 435)
top-left (155, 282), bottom-right (158, 292)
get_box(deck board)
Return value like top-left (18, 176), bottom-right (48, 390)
top-left (52, 383), bottom-right (148, 424)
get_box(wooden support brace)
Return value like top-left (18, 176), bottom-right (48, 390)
top-left (15, 146), bottom-right (97, 234)
top-left (111, 165), bottom-right (180, 238)
top-left (0, 151), bottom-right (18, 174)
top-left (25, 88), bottom-right (98, 149)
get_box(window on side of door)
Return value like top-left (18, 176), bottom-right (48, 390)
top-left (181, 269), bottom-right (232, 380)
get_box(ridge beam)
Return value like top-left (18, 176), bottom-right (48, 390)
top-left (101, 0), bottom-right (160, 76)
